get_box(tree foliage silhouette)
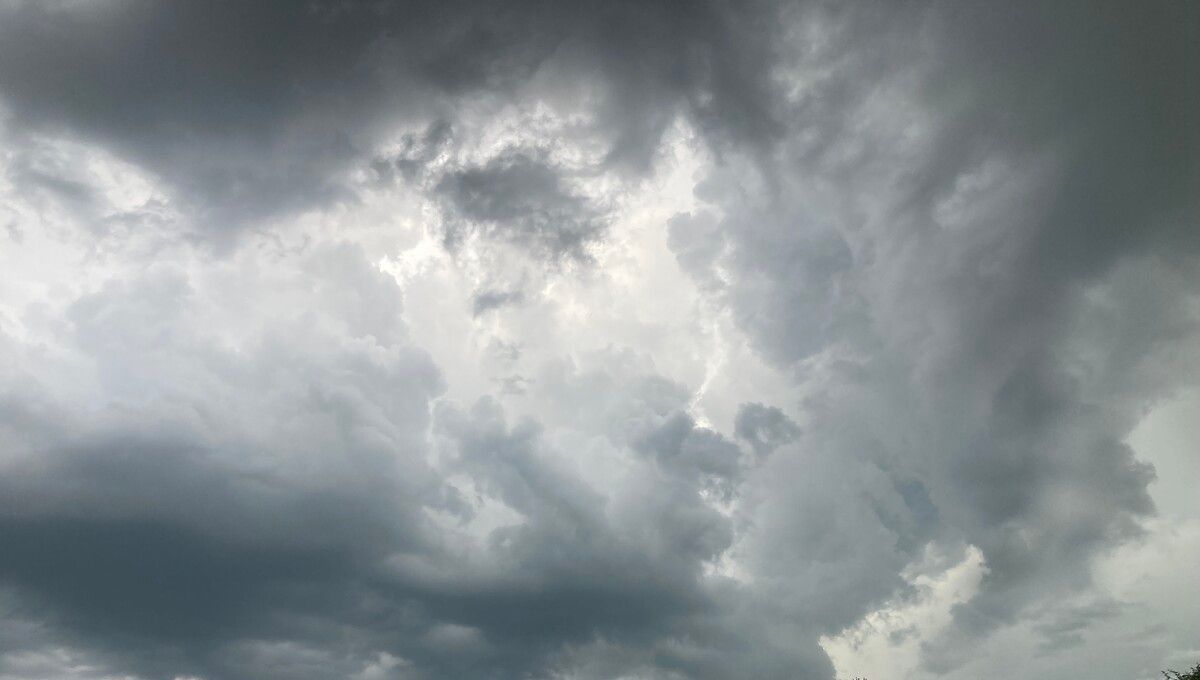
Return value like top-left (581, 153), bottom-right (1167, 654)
top-left (1163, 664), bottom-right (1200, 680)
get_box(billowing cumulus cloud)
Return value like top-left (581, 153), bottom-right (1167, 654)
top-left (0, 1), bottom-right (1197, 680)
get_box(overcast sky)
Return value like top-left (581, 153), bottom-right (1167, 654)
top-left (0, 2), bottom-right (1197, 679)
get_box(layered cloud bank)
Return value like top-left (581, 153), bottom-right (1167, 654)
top-left (0, 2), bottom-right (1197, 679)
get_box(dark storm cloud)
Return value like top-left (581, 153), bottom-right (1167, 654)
top-left (734, 402), bottom-right (801, 457)
top-left (0, 246), bottom-right (783, 679)
top-left (0, 0), bottom-right (782, 246)
top-left (374, 119), bottom-right (455, 186)
top-left (667, 0), bottom-right (1199, 673)
top-left (0, 0), bottom-right (578, 232)
top-left (0, 246), bottom-right (456, 679)
top-left (424, 401), bottom-right (719, 636)
top-left (436, 151), bottom-right (608, 260)
top-left (0, 1), bottom-right (385, 235)
top-left (633, 410), bottom-right (745, 498)
top-left (1, 1), bottom-right (1197, 679)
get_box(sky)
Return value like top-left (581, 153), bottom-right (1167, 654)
top-left (0, 1), bottom-right (1196, 679)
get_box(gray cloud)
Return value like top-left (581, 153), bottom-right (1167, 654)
top-left (734, 402), bottom-right (801, 458)
top-left (0, 0), bottom-right (783, 247)
top-left (437, 151), bottom-right (608, 260)
top-left (1032, 599), bottom-right (1124, 655)
top-left (0, 243), bottom-right (800, 679)
top-left (634, 410), bottom-right (746, 499)
top-left (667, 0), bottom-right (1199, 673)
top-left (0, 1), bottom-right (1197, 679)
top-left (471, 288), bottom-right (527, 316)
top-left (0, 246), bottom-right (452, 678)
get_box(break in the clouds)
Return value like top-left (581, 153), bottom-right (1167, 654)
top-left (0, 2), bottom-right (1197, 679)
